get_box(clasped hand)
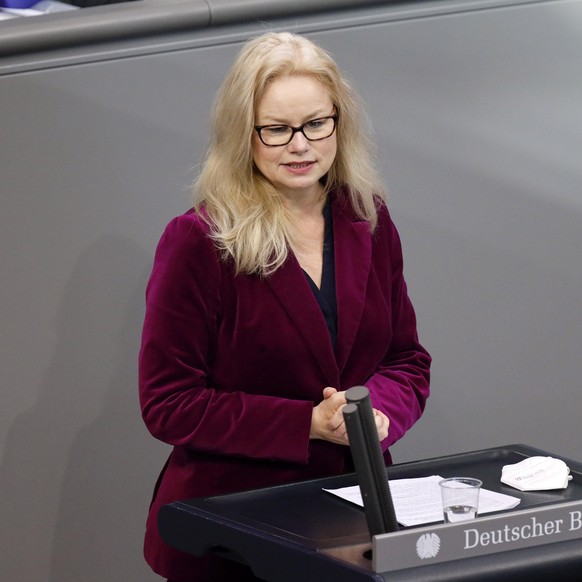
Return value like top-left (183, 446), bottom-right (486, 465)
top-left (310, 387), bottom-right (389, 446)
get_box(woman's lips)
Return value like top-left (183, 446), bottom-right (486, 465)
top-left (284, 161), bottom-right (314, 173)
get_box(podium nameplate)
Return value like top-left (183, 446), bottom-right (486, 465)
top-left (373, 499), bottom-right (582, 573)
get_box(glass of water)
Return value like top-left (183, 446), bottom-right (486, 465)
top-left (440, 477), bottom-right (482, 523)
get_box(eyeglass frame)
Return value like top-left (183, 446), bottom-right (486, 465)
top-left (254, 113), bottom-right (339, 147)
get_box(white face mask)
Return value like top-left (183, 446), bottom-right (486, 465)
top-left (501, 456), bottom-right (573, 491)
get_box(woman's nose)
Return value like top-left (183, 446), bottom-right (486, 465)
top-left (287, 130), bottom-right (309, 152)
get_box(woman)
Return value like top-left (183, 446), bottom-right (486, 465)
top-left (139, 31), bottom-right (431, 581)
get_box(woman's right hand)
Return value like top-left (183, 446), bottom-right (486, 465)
top-left (310, 387), bottom-right (349, 445)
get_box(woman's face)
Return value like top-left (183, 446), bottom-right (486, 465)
top-left (252, 74), bottom-right (337, 203)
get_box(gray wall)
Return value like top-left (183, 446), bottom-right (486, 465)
top-left (1, 1), bottom-right (581, 580)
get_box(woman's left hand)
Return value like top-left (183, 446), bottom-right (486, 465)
top-left (373, 409), bottom-right (390, 442)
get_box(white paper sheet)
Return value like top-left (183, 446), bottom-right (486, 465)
top-left (324, 475), bottom-right (521, 526)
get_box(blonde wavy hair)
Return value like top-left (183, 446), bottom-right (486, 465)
top-left (194, 31), bottom-right (384, 276)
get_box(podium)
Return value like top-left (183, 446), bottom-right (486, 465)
top-left (158, 444), bottom-right (582, 581)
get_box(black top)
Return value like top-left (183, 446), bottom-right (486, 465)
top-left (303, 197), bottom-right (338, 348)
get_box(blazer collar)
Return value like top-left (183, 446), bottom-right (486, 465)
top-left (332, 195), bottom-right (373, 374)
top-left (265, 193), bottom-right (372, 384)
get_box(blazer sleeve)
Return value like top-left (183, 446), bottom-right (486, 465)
top-left (138, 213), bottom-right (313, 464)
top-left (365, 207), bottom-right (431, 451)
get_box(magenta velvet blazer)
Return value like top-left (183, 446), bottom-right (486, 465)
top-left (139, 189), bottom-right (431, 579)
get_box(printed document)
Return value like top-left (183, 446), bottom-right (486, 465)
top-left (324, 475), bottom-right (520, 527)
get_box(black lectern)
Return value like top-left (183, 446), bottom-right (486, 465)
top-left (158, 444), bottom-right (582, 581)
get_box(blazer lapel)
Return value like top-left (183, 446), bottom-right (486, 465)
top-left (265, 255), bottom-right (340, 385)
top-left (333, 199), bottom-right (372, 374)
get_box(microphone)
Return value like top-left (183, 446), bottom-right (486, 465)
top-left (343, 386), bottom-right (399, 537)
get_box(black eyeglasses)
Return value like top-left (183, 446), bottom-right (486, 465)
top-left (254, 113), bottom-right (338, 147)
